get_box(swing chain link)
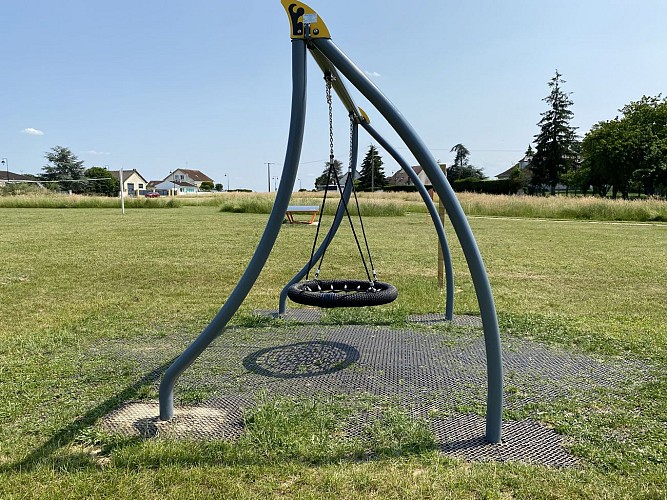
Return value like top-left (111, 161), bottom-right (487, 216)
top-left (348, 116), bottom-right (354, 173)
top-left (325, 74), bottom-right (335, 166)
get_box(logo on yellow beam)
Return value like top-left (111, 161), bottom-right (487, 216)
top-left (281, 0), bottom-right (331, 39)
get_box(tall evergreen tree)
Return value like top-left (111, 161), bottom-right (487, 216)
top-left (357, 145), bottom-right (386, 191)
top-left (531, 70), bottom-right (578, 195)
top-left (448, 143), bottom-right (485, 180)
top-left (41, 146), bottom-right (86, 193)
top-left (314, 159), bottom-right (343, 189)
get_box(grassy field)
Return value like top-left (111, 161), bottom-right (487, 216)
top-left (0, 204), bottom-right (666, 498)
top-left (1, 190), bottom-right (667, 222)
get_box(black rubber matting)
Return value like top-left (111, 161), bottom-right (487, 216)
top-left (100, 324), bottom-right (647, 467)
top-left (254, 309), bottom-right (484, 328)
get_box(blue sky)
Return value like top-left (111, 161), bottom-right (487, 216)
top-left (3, 0), bottom-right (666, 191)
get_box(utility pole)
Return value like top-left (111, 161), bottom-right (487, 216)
top-left (265, 162), bottom-right (274, 192)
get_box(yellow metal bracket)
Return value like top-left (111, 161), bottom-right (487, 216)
top-left (357, 107), bottom-right (371, 124)
top-left (281, 0), bottom-right (331, 39)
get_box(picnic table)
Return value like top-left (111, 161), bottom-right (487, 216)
top-left (285, 205), bottom-right (319, 224)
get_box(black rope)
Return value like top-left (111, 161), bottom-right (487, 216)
top-left (318, 159), bottom-right (373, 283)
top-left (307, 73), bottom-right (337, 280)
top-left (306, 155), bottom-right (335, 280)
top-left (305, 74), bottom-right (376, 285)
top-left (350, 177), bottom-right (377, 281)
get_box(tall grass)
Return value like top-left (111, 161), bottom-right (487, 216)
top-left (218, 192), bottom-right (408, 217)
top-left (2, 189), bottom-right (666, 222)
top-left (0, 193), bottom-right (181, 209)
top-left (457, 192), bottom-right (667, 222)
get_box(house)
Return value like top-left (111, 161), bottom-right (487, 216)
top-left (0, 171), bottom-right (42, 187)
top-left (109, 169), bottom-right (149, 196)
top-left (387, 164), bottom-right (447, 187)
top-left (338, 170), bottom-right (360, 187)
top-left (149, 179), bottom-right (198, 196)
top-left (166, 169), bottom-right (214, 189)
top-left (495, 155), bottom-right (532, 180)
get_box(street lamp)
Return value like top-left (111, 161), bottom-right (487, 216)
top-left (272, 176), bottom-right (279, 191)
top-left (224, 173), bottom-right (228, 192)
top-left (1, 158), bottom-right (8, 182)
top-left (298, 178), bottom-right (302, 191)
top-left (171, 170), bottom-right (176, 196)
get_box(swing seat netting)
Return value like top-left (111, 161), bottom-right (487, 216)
top-left (287, 279), bottom-right (397, 308)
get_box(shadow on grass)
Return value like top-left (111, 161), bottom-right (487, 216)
top-left (1, 358), bottom-right (175, 473)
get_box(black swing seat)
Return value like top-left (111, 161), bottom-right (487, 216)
top-left (287, 279), bottom-right (398, 308)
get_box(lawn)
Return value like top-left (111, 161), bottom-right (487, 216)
top-left (0, 204), bottom-right (665, 498)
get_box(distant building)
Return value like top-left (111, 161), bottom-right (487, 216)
top-left (149, 179), bottom-right (198, 196)
top-left (337, 170), bottom-right (360, 187)
top-left (495, 155), bottom-right (532, 180)
top-left (0, 171), bottom-right (42, 187)
top-left (387, 164), bottom-right (447, 187)
top-left (166, 169), bottom-right (214, 189)
top-left (109, 169), bottom-right (149, 196)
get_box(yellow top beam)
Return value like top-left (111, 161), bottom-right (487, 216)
top-left (280, 1), bottom-right (331, 39)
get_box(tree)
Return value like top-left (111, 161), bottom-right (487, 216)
top-left (357, 145), bottom-right (386, 191)
top-left (41, 146), bottom-right (86, 193)
top-left (199, 181), bottom-right (214, 191)
top-left (314, 159), bottom-right (343, 189)
top-left (214, 183), bottom-right (223, 191)
top-left (531, 71), bottom-right (578, 195)
top-left (508, 165), bottom-right (530, 193)
top-left (447, 143), bottom-right (485, 180)
top-left (582, 95), bottom-right (667, 198)
top-left (84, 166), bottom-right (119, 196)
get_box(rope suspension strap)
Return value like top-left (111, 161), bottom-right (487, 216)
top-left (290, 72), bottom-right (397, 309)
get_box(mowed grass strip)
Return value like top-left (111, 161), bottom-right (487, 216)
top-left (3, 190), bottom-right (667, 222)
top-left (0, 206), bottom-right (665, 497)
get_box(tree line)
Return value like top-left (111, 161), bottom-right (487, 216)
top-left (39, 146), bottom-right (120, 196)
top-left (527, 72), bottom-right (666, 198)
top-left (445, 72), bottom-right (666, 198)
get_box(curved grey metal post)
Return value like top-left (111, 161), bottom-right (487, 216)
top-left (313, 39), bottom-right (503, 443)
top-left (279, 120), bottom-right (359, 314)
top-left (158, 39), bottom-right (308, 420)
top-left (361, 122), bottom-right (454, 320)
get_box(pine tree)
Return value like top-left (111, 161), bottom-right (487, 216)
top-left (448, 143), bottom-right (485, 180)
top-left (314, 159), bottom-right (343, 189)
top-left (357, 145), bottom-right (386, 191)
top-left (41, 146), bottom-right (86, 193)
top-left (531, 71), bottom-right (578, 195)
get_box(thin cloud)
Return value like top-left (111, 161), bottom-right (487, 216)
top-left (21, 127), bottom-right (44, 136)
top-left (85, 150), bottom-right (111, 156)
top-left (364, 70), bottom-right (381, 78)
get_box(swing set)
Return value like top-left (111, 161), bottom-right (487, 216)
top-left (159, 1), bottom-right (504, 443)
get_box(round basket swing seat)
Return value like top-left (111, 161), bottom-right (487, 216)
top-left (287, 279), bottom-right (398, 308)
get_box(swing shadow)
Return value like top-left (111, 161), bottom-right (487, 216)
top-left (1, 358), bottom-right (176, 473)
top-left (242, 341), bottom-right (360, 379)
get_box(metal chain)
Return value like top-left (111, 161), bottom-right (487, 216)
top-left (348, 117), bottom-right (354, 173)
top-left (325, 74), bottom-right (335, 166)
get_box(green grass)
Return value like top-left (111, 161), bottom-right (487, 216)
top-left (457, 191), bottom-right (667, 222)
top-left (0, 192), bottom-right (183, 209)
top-left (3, 190), bottom-right (667, 223)
top-left (0, 206), bottom-right (666, 498)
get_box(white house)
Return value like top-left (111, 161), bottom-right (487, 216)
top-left (109, 169), bottom-right (149, 196)
top-left (150, 180), bottom-right (198, 196)
top-left (166, 169), bottom-right (214, 189)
